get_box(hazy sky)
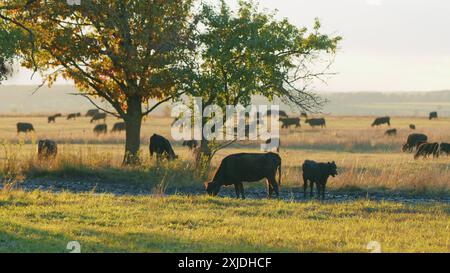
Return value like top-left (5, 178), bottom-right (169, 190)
top-left (4, 0), bottom-right (450, 92)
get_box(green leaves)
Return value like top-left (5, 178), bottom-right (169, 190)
top-left (185, 0), bottom-right (342, 113)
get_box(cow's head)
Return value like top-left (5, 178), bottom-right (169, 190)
top-left (327, 161), bottom-right (338, 177)
top-left (204, 181), bottom-right (221, 196)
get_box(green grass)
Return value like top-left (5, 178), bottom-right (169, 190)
top-left (0, 190), bottom-right (449, 253)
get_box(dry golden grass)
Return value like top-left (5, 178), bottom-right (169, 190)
top-left (0, 115), bottom-right (449, 194)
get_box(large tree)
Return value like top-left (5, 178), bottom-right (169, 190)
top-left (0, 0), bottom-right (193, 164)
top-left (183, 1), bottom-right (341, 165)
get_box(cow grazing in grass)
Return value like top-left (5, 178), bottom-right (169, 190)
top-left (439, 143), bottom-right (450, 156)
top-left (414, 142), bottom-right (439, 159)
top-left (90, 113), bottom-right (107, 123)
top-left (371, 116), bottom-right (390, 127)
top-left (409, 124), bottom-right (416, 130)
top-left (402, 133), bottom-right (428, 152)
top-left (302, 160), bottom-right (338, 200)
top-left (17, 122), bottom-right (35, 134)
top-left (205, 152), bottom-right (282, 199)
top-left (429, 111), bottom-right (438, 120)
top-left (149, 134), bottom-right (177, 161)
top-left (38, 139), bottom-right (57, 159)
top-left (93, 124), bottom-right (107, 135)
top-left (385, 128), bottom-right (397, 136)
top-left (305, 118), bottom-right (326, 128)
top-left (280, 117), bottom-right (300, 129)
top-left (86, 109), bottom-right (100, 117)
top-left (48, 115), bottom-right (56, 124)
top-left (67, 113), bottom-right (81, 120)
top-left (111, 122), bottom-right (125, 133)
top-left (182, 140), bottom-right (198, 150)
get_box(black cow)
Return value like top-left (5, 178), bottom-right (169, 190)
top-left (48, 115), bottom-right (56, 124)
top-left (409, 124), bottom-right (416, 130)
top-left (414, 142), bottom-right (439, 159)
top-left (38, 139), bottom-right (57, 159)
top-left (111, 122), bottom-right (126, 133)
top-left (182, 140), bottom-right (198, 150)
top-left (17, 122), bottom-right (35, 134)
top-left (90, 113), bottom-right (107, 123)
top-left (86, 109), bottom-right (100, 117)
top-left (402, 133), bottom-right (428, 152)
top-left (429, 111), bottom-right (438, 120)
top-left (302, 160), bottom-right (338, 200)
top-left (371, 116), bottom-right (390, 127)
top-left (149, 134), bottom-right (177, 161)
top-left (205, 153), bottom-right (282, 199)
top-left (305, 118), bottom-right (326, 128)
top-left (67, 113), bottom-right (81, 120)
top-left (280, 117), bottom-right (300, 129)
top-left (93, 124), bottom-right (107, 135)
top-left (385, 128), bottom-right (397, 136)
top-left (439, 143), bottom-right (450, 156)
top-left (301, 112), bottom-right (308, 118)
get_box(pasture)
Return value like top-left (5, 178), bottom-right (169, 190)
top-left (0, 114), bottom-right (449, 252)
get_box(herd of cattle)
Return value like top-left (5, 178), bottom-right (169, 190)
top-left (17, 109), bottom-right (125, 135)
top-left (14, 110), bottom-right (448, 200)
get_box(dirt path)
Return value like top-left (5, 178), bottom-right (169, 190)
top-left (6, 178), bottom-right (450, 204)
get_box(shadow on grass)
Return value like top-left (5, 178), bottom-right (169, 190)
top-left (0, 221), bottom-right (301, 253)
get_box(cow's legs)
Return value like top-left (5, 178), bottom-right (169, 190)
top-left (303, 177), bottom-right (308, 197)
top-left (267, 181), bottom-right (274, 198)
top-left (268, 177), bottom-right (279, 198)
top-left (238, 183), bottom-right (245, 200)
top-left (234, 184), bottom-right (241, 199)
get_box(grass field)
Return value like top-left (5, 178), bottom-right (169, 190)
top-left (0, 191), bottom-right (449, 253)
top-left (0, 114), bottom-right (449, 253)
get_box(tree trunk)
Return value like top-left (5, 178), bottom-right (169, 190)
top-left (123, 95), bottom-right (143, 165)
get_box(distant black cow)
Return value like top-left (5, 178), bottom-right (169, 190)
top-left (38, 139), bottom-right (57, 159)
top-left (385, 128), bottom-right (397, 136)
top-left (111, 122), bottom-right (125, 133)
top-left (371, 116), bottom-right (390, 127)
top-left (86, 109), bottom-right (100, 117)
top-left (149, 134), bottom-right (177, 161)
top-left (302, 160), bottom-right (338, 200)
top-left (17, 122), bottom-right (35, 134)
top-left (409, 124), bottom-right (416, 130)
top-left (54, 113), bottom-right (62, 118)
top-left (267, 110), bottom-right (288, 118)
top-left (90, 113), bottom-right (107, 123)
top-left (414, 142), bottom-right (439, 159)
top-left (48, 115), bottom-right (56, 124)
top-left (402, 133), bottom-right (428, 152)
top-left (205, 153), bottom-right (282, 199)
top-left (429, 111), bottom-right (438, 120)
top-left (182, 140), bottom-right (198, 150)
top-left (439, 143), bottom-right (450, 156)
top-left (305, 118), bottom-right (326, 128)
top-left (301, 112), bottom-right (308, 118)
top-left (280, 117), bottom-right (300, 129)
top-left (264, 138), bottom-right (280, 153)
top-left (93, 124), bottom-right (107, 135)
top-left (67, 113), bottom-right (81, 120)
